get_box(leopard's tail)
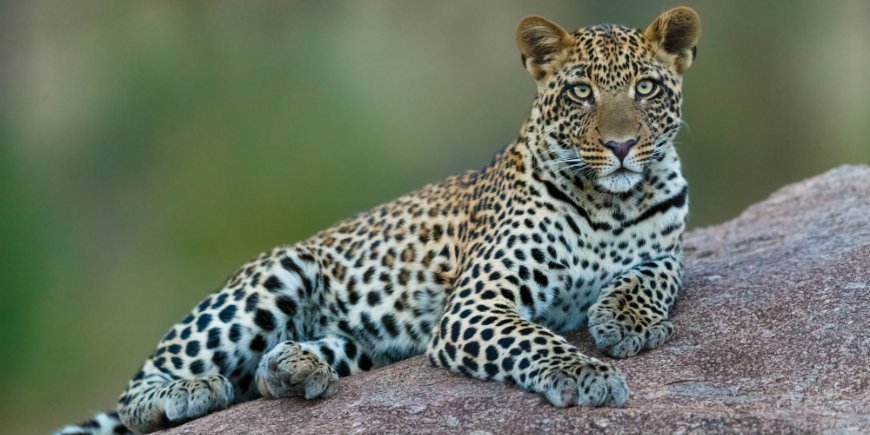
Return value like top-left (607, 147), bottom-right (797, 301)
top-left (54, 410), bottom-right (132, 435)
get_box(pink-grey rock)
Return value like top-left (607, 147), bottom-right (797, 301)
top-left (161, 165), bottom-right (870, 434)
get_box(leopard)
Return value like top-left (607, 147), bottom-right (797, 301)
top-left (57, 7), bottom-right (701, 434)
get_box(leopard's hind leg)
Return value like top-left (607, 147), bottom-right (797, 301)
top-left (116, 246), bottom-right (323, 433)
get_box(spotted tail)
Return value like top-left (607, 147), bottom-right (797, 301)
top-left (54, 411), bottom-right (132, 435)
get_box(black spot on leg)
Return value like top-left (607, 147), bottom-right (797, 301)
top-left (336, 360), bottom-right (351, 376)
top-left (462, 357), bottom-right (479, 372)
top-left (498, 337), bottom-right (515, 349)
top-left (344, 341), bottom-right (357, 360)
top-left (520, 286), bottom-right (534, 308)
top-left (250, 334), bottom-right (267, 352)
top-left (444, 342), bottom-right (457, 360)
top-left (533, 270), bottom-right (549, 287)
top-left (381, 314), bottom-right (400, 337)
top-left (501, 357), bottom-right (515, 371)
top-left (229, 324), bottom-right (242, 342)
top-left (254, 309), bottom-right (276, 331)
top-left (358, 353), bottom-right (373, 371)
top-left (212, 351), bottom-right (228, 373)
top-left (218, 305), bottom-right (236, 323)
top-left (451, 321), bottom-right (461, 342)
top-left (197, 297), bottom-right (212, 312)
top-left (185, 341), bottom-right (200, 357)
top-left (262, 275), bottom-right (283, 292)
top-left (196, 314), bottom-right (212, 332)
top-left (275, 296), bottom-right (298, 316)
top-left (464, 342), bottom-right (480, 357)
top-left (207, 327), bottom-right (222, 349)
top-left (484, 363), bottom-right (499, 378)
top-left (485, 345), bottom-right (499, 361)
top-left (245, 293), bottom-right (259, 313)
top-left (320, 345), bottom-right (335, 365)
top-left (367, 291), bottom-right (381, 307)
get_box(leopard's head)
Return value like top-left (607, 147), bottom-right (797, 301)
top-left (518, 7), bottom-right (701, 193)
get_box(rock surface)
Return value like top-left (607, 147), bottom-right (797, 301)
top-left (162, 165), bottom-right (870, 434)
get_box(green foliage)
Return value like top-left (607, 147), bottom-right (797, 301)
top-left (0, 1), bottom-right (868, 433)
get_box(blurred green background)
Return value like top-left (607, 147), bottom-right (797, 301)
top-left (1, 1), bottom-right (868, 433)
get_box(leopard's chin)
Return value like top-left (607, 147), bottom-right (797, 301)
top-left (595, 169), bottom-right (644, 193)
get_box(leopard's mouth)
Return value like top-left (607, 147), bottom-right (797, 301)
top-left (596, 167), bottom-right (645, 193)
top-left (607, 167), bottom-right (640, 176)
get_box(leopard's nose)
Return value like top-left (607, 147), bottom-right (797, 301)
top-left (602, 138), bottom-right (638, 163)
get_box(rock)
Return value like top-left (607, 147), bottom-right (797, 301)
top-left (161, 165), bottom-right (870, 434)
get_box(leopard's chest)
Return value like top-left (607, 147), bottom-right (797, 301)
top-left (523, 205), bottom-right (670, 334)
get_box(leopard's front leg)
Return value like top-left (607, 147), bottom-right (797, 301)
top-left (427, 264), bottom-right (628, 407)
top-left (588, 255), bottom-right (682, 358)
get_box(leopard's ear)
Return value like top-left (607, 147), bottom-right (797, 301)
top-left (644, 6), bottom-right (701, 74)
top-left (516, 16), bottom-right (574, 81)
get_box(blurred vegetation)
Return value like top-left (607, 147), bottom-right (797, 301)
top-left (0, 1), bottom-right (868, 433)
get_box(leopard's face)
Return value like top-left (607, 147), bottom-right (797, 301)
top-left (536, 26), bottom-right (685, 193)
top-left (518, 9), bottom-right (700, 193)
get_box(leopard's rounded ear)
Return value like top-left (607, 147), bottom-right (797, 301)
top-left (644, 6), bottom-right (701, 74)
top-left (516, 16), bottom-right (573, 81)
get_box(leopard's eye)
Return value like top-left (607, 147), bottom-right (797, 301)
top-left (635, 79), bottom-right (657, 97)
top-left (567, 83), bottom-right (593, 102)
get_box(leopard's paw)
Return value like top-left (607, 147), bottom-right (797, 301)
top-left (120, 374), bottom-right (234, 433)
top-left (256, 341), bottom-right (339, 400)
top-left (588, 297), bottom-right (674, 358)
top-left (162, 375), bottom-right (235, 423)
top-left (541, 357), bottom-right (629, 407)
